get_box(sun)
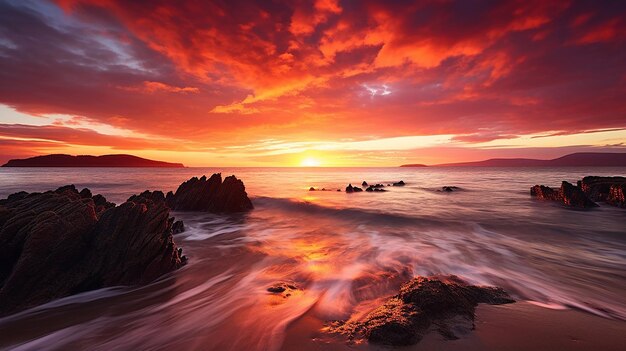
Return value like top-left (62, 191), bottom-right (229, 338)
top-left (300, 157), bottom-right (321, 167)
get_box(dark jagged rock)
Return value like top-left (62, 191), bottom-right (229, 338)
top-left (362, 181), bottom-right (368, 187)
top-left (393, 180), bottom-right (405, 186)
top-left (441, 186), bottom-right (461, 192)
top-left (531, 181), bottom-right (598, 208)
top-left (166, 173), bottom-right (253, 213)
top-left (533, 176), bottom-right (626, 209)
top-left (366, 185), bottom-right (387, 192)
top-left (560, 181), bottom-right (598, 208)
top-left (345, 184), bottom-right (363, 193)
top-left (0, 187), bottom-right (185, 316)
top-left (578, 176), bottom-right (626, 202)
top-left (329, 276), bottom-right (514, 346)
top-left (172, 220), bottom-right (185, 234)
top-left (530, 185), bottom-right (560, 201)
top-left (607, 184), bottom-right (626, 207)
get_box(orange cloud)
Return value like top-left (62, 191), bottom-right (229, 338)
top-left (0, 0), bottom-right (625, 166)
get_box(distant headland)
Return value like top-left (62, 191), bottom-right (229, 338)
top-left (401, 152), bottom-right (626, 167)
top-left (2, 154), bottom-right (185, 168)
top-left (399, 163), bottom-right (427, 168)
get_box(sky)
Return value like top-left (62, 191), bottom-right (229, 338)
top-left (0, 0), bottom-right (625, 167)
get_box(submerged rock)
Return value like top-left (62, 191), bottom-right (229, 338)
top-left (0, 187), bottom-right (185, 316)
top-left (366, 185), bottom-right (387, 192)
top-left (531, 181), bottom-right (598, 208)
top-left (328, 276), bottom-right (514, 346)
top-left (441, 186), bottom-right (461, 192)
top-left (267, 282), bottom-right (299, 294)
top-left (166, 173), bottom-right (253, 213)
top-left (393, 180), bottom-right (406, 186)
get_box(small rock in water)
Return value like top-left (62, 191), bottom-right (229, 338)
top-left (393, 180), bottom-right (406, 186)
top-left (362, 181), bottom-right (368, 186)
top-left (267, 282), bottom-right (299, 294)
top-left (309, 187), bottom-right (316, 191)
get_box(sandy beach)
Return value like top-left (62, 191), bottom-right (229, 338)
top-left (282, 302), bottom-right (626, 350)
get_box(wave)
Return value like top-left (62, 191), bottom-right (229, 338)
top-left (251, 196), bottom-right (455, 228)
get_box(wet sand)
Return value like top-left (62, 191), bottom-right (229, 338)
top-left (281, 302), bottom-right (626, 351)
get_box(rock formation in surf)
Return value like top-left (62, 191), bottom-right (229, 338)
top-left (578, 176), bottom-right (626, 207)
top-left (345, 184), bottom-right (363, 193)
top-left (328, 275), bottom-right (514, 346)
top-left (165, 173), bottom-right (253, 212)
top-left (531, 176), bottom-right (626, 208)
top-left (0, 185), bottom-right (187, 316)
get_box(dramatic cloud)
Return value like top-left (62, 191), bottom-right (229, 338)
top-left (0, 0), bottom-right (625, 165)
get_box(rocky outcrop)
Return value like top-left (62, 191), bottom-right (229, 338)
top-left (393, 180), bottom-right (406, 186)
top-left (0, 186), bottom-right (186, 316)
top-left (607, 184), bottom-right (626, 207)
top-left (530, 184), bottom-right (560, 201)
top-left (329, 276), bottom-right (514, 346)
top-left (532, 176), bottom-right (626, 208)
top-left (165, 173), bottom-right (253, 213)
top-left (560, 181), bottom-right (599, 208)
top-left (578, 176), bottom-right (626, 203)
top-left (531, 181), bottom-right (598, 208)
top-left (345, 184), bottom-right (363, 193)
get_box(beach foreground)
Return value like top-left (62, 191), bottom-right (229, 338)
top-left (283, 302), bottom-right (626, 351)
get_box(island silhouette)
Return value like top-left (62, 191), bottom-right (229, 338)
top-left (2, 154), bottom-right (184, 168)
top-left (401, 152), bottom-right (626, 167)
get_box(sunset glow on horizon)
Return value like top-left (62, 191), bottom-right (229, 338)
top-left (1, 0), bottom-right (625, 166)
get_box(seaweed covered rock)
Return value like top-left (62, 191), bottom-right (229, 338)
top-left (166, 173), bottom-right (253, 213)
top-left (0, 186), bottom-right (186, 316)
top-left (329, 276), bottom-right (514, 346)
top-left (530, 181), bottom-right (598, 208)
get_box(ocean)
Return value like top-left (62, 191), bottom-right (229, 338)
top-left (0, 167), bottom-right (625, 350)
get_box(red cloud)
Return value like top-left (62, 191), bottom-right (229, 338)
top-left (0, 0), bottom-right (624, 159)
